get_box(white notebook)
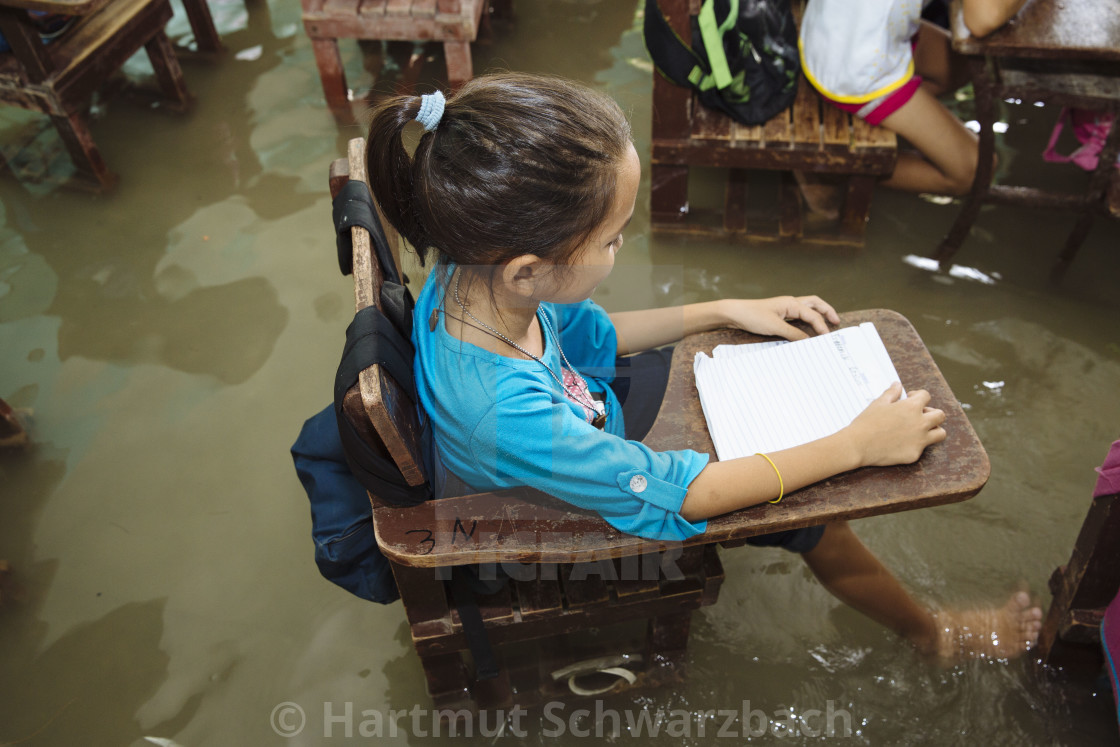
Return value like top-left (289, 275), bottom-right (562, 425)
top-left (693, 323), bottom-right (903, 461)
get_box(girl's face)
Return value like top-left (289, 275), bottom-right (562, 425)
top-left (538, 143), bottom-right (641, 305)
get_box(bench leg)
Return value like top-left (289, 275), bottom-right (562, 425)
top-left (443, 41), bottom-right (473, 90)
top-left (650, 164), bottom-right (689, 225)
top-left (840, 174), bottom-right (875, 240)
top-left (181, 0), bottom-right (223, 52)
top-left (51, 110), bottom-right (116, 191)
top-left (779, 171), bottom-right (802, 239)
top-left (310, 37), bottom-right (353, 124)
top-left (724, 168), bottom-right (748, 233)
top-left (421, 652), bottom-right (472, 706)
top-left (145, 31), bottom-right (193, 112)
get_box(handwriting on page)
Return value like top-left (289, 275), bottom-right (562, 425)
top-left (694, 323), bottom-right (902, 461)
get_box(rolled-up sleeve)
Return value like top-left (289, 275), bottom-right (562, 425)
top-left (470, 383), bottom-right (709, 541)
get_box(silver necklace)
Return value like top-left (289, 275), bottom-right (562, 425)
top-left (452, 270), bottom-right (607, 429)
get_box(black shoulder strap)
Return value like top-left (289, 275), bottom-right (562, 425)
top-left (333, 179), bottom-right (403, 287)
top-left (449, 566), bottom-right (500, 680)
top-left (644, 0), bottom-right (706, 88)
top-left (333, 305), bottom-right (430, 506)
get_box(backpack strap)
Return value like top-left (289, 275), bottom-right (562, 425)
top-left (644, 0), bottom-right (707, 89)
top-left (695, 0), bottom-right (738, 90)
top-left (448, 566), bottom-right (500, 680)
top-left (333, 305), bottom-right (431, 506)
top-left (333, 179), bottom-right (403, 287)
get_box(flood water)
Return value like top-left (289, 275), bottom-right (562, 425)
top-left (2, 2), bottom-right (1119, 745)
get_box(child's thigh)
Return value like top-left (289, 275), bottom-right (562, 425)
top-left (881, 87), bottom-right (978, 182)
top-left (913, 19), bottom-right (969, 95)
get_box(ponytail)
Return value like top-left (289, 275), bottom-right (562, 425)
top-left (364, 95), bottom-right (435, 263)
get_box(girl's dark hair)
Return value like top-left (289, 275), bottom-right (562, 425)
top-left (365, 73), bottom-right (632, 268)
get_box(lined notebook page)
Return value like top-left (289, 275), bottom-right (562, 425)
top-left (693, 323), bottom-right (903, 461)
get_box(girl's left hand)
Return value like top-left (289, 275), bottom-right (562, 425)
top-left (722, 296), bottom-right (840, 340)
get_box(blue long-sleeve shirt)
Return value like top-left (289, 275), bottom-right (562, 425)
top-left (412, 266), bottom-right (709, 541)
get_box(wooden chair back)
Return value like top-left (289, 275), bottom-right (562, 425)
top-left (329, 138), bottom-right (427, 488)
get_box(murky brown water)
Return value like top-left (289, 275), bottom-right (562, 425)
top-left (2, 2), bottom-right (1119, 745)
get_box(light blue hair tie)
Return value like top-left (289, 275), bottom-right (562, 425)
top-left (415, 90), bottom-right (445, 132)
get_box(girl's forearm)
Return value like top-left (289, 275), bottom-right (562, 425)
top-left (679, 431), bottom-right (863, 521)
top-left (962, 0), bottom-right (1028, 38)
top-left (610, 300), bottom-right (730, 356)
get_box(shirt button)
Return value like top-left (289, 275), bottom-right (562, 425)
top-left (629, 475), bottom-right (647, 493)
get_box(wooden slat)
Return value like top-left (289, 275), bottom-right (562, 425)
top-left (692, 93), bottom-right (732, 141)
top-left (790, 76), bottom-right (820, 148)
top-left (513, 577), bottom-right (564, 618)
top-left (730, 120), bottom-right (764, 147)
top-left (560, 564), bottom-right (611, 609)
top-left (610, 554), bottom-right (662, 603)
top-left (761, 104), bottom-right (790, 146)
top-left (411, 0), bottom-right (436, 16)
top-left (821, 100), bottom-right (849, 148)
top-left (357, 0), bottom-right (386, 15)
top-left (852, 114), bottom-right (896, 150)
top-left (324, 0), bottom-right (358, 16)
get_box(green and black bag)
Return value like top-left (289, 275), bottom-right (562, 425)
top-left (644, 0), bottom-right (800, 126)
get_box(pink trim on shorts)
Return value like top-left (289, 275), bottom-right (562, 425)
top-left (822, 75), bottom-right (922, 126)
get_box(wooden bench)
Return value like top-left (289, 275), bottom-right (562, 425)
top-left (650, 0), bottom-right (897, 245)
top-left (301, 0), bottom-right (498, 125)
top-left (328, 136), bottom-right (992, 709)
top-left (0, 0), bottom-right (191, 189)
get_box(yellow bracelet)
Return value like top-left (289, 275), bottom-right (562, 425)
top-left (755, 452), bottom-right (784, 504)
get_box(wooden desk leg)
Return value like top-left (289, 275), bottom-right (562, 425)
top-left (1037, 491), bottom-right (1120, 675)
top-left (310, 38), bottom-right (354, 124)
top-left (840, 174), bottom-right (876, 241)
top-left (181, 0), bottom-right (223, 52)
top-left (651, 164), bottom-right (689, 224)
top-left (145, 32), bottom-right (193, 112)
top-left (51, 111), bottom-right (117, 191)
top-left (1051, 114), bottom-right (1120, 280)
top-left (443, 41), bottom-right (473, 90)
top-left (934, 56), bottom-right (997, 267)
top-left (724, 168), bottom-right (748, 233)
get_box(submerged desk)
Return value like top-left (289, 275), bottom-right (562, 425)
top-left (373, 309), bottom-right (989, 563)
top-left (933, 0), bottom-right (1120, 279)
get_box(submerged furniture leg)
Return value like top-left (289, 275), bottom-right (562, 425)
top-left (181, 0), bottom-right (224, 52)
top-left (51, 110), bottom-right (116, 190)
top-left (934, 56), bottom-right (996, 266)
top-left (650, 164), bottom-right (689, 224)
top-left (443, 41), bottom-right (473, 90)
top-left (145, 32), bottom-right (193, 111)
top-left (310, 37), bottom-right (353, 123)
top-left (1051, 113), bottom-right (1120, 280)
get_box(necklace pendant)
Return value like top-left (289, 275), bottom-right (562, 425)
top-left (591, 413), bottom-right (607, 430)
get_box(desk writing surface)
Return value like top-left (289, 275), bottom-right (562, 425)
top-left (951, 0), bottom-right (1120, 62)
top-left (371, 310), bottom-right (989, 566)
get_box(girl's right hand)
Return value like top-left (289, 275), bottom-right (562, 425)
top-left (845, 383), bottom-right (947, 467)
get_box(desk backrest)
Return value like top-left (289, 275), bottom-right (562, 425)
top-left (330, 137), bottom-right (427, 489)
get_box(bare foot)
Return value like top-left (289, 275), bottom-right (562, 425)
top-left (931, 592), bottom-right (1043, 663)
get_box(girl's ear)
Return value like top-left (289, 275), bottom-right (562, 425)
top-left (501, 254), bottom-right (543, 298)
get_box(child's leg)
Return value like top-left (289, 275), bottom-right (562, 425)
top-left (801, 521), bottom-right (1042, 661)
top-left (912, 20), bottom-right (971, 97)
top-left (878, 87), bottom-right (982, 195)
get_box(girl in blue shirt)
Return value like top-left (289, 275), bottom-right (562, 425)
top-left (363, 73), bottom-right (1040, 662)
